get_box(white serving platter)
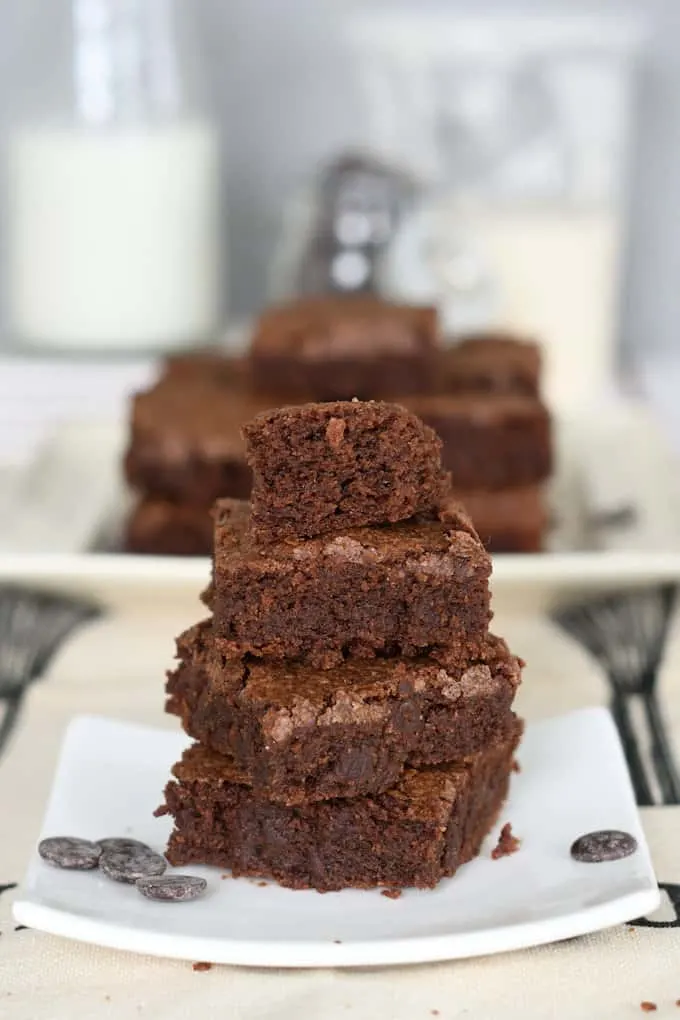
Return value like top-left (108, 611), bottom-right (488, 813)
top-left (0, 399), bottom-right (680, 603)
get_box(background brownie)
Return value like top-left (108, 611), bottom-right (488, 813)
top-left (124, 499), bottom-right (213, 557)
top-left (244, 400), bottom-right (449, 543)
top-left (162, 351), bottom-right (251, 388)
top-left (250, 295), bottom-right (440, 400)
top-left (436, 334), bottom-right (541, 397)
top-left (124, 377), bottom-right (271, 505)
top-left (208, 500), bottom-right (492, 668)
top-left (166, 619), bottom-right (521, 804)
top-left (450, 487), bottom-right (549, 554)
top-left (407, 394), bottom-right (552, 490)
top-left (159, 716), bottom-right (522, 891)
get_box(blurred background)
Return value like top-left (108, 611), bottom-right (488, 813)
top-left (1, 0), bottom-right (679, 465)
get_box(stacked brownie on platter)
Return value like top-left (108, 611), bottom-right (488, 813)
top-left (121, 300), bottom-right (554, 557)
top-left (251, 305), bottom-right (552, 552)
top-left (158, 399), bottom-right (523, 892)
top-left (409, 334), bottom-right (552, 553)
top-left (123, 358), bottom-right (271, 556)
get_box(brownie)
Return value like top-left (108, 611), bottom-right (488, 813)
top-left (124, 377), bottom-right (270, 505)
top-left (208, 499), bottom-right (492, 668)
top-left (250, 296), bottom-right (440, 400)
top-left (450, 487), bottom-right (548, 554)
top-left (406, 395), bottom-right (552, 491)
top-left (436, 334), bottom-right (541, 398)
top-left (243, 400), bottom-right (449, 543)
top-left (166, 619), bottom-right (521, 804)
top-left (124, 499), bottom-right (213, 557)
top-left (161, 351), bottom-right (250, 388)
top-left (158, 716), bottom-right (522, 891)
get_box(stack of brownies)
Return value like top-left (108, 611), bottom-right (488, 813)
top-left (158, 399), bottom-right (524, 891)
top-left (123, 297), bottom-right (552, 557)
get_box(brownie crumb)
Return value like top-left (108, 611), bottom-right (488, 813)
top-left (381, 888), bottom-right (402, 900)
top-left (220, 874), bottom-right (229, 880)
top-left (512, 759), bottom-right (521, 773)
top-left (640, 1003), bottom-right (657, 1012)
top-left (257, 881), bottom-right (268, 887)
top-left (326, 417), bottom-right (346, 450)
top-left (492, 822), bottom-right (521, 859)
top-left (192, 962), bottom-right (212, 972)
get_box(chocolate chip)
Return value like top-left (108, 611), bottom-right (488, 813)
top-left (136, 875), bottom-right (207, 903)
top-left (99, 848), bottom-right (167, 884)
top-left (39, 837), bottom-right (102, 870)
top-left (97, 838), bottom-right (154, 855)
top-left (570, 830), bottom-right (638, 863)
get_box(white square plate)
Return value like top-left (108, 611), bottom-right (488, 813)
top-left (14, 708), bottom-right (659, 968)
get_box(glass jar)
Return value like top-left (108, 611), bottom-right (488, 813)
top-left (3, 0), bottom-right (223, 353)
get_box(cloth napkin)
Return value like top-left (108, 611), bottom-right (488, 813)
top-left (1, 598), bottom-right (680, 1019)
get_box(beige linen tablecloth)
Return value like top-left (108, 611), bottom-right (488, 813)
top-left (1, 597), bottom-right (680, 1019)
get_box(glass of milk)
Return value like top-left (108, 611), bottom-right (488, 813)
top-left (348, 12), bottom-right (646, 411)
top-left (2, 0), bottom-right (223, 353)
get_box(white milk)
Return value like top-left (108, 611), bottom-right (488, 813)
top-left (457, 205), bottom-right (621, 410)
top-left (382, 201), bottom-right (620, 411)
top-left (5, 120), bottom-right (222, 351)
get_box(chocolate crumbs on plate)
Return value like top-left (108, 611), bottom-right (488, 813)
top-left (491, 823), bottom-right (521, 860)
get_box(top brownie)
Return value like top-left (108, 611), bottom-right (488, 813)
top-left (243, 400), bottom-right (450, 543)
top-left (250, 296), bottom-right (439, 400)
top-left (436, 334), bottom-right (541, 398)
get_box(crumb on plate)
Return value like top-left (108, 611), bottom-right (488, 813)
top-left (492, 822), bottom-right (521, 859)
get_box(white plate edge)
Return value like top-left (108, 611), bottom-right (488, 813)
top-left (12, 885), bottom-right (661, 968)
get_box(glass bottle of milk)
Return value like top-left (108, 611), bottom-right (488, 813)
top-left (3, 0), bottom-right (222, 352)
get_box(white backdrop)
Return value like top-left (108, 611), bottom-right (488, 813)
top-left (0, 0), bottom-right (677, 370)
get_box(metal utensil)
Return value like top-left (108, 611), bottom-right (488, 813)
top-left (0, 585), bottom-right (102, 758)
top-left (552, 585), bottom-right (680, 805)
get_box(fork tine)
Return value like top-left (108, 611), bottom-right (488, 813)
top-left (0, 586), bottom-right (103, 760)
top-left (552, 585), bottom-right (680, 806)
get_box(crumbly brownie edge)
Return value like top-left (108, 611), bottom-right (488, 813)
top-left (165, 623), bottom-right (521, 803)
top-left (159, 718), bottom-right (522, 891)
top-left (209, 501), bottom-right (492, 666)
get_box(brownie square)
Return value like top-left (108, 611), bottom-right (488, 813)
top-left (124, 499), bottom-right (213, 557)
top-left (158, 716), bottom-right (522, 891)
top-left (161, 351), bottom-right (250, 388)
top-left (436, 334), bottom-right (541, 398)
top-left (207, 500), bottom-right (492, 668)
top-left (243, 400), bottom-right (449, 543)
top-left (124, 377), bottom-right (271, 506)
top-left (250, 296), bottom-right (440, 400)
top-left (166, 619), bottom-right (522, 804)
top-left (450, 487), bottom-right (549, 554)
top-left (407, 395), bottom-right (552, 491)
